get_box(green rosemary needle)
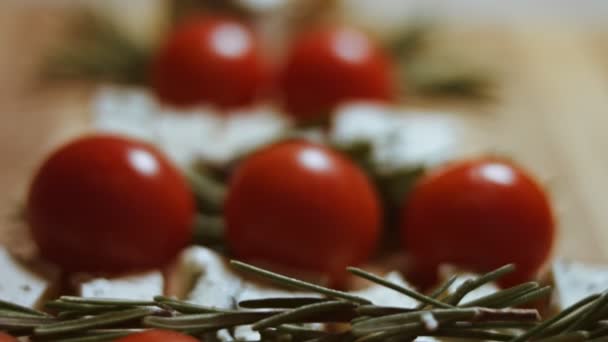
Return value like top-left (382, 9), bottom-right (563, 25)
top-left (347, 267), bottom-right (452, 309)
top-left (239, 297), bottom-right (329, 309)
top-left (230, 261), bottom-right (371, 305)
top-left (35, 307), bottom-right (157, 336)
top-left (446, 264), bottom-right (516, 305)
top-left (417, 275), bottom-right (459, 309)
top-left (510, 293), bottom-right (600, 341)
top-left (2, 262), bottom-right (608, 341)
top-left (460, 282), bottom-right (539, 308)
top-left (0, 299), bottom-right (48, 317)
top-left (154, 296), bottom-right (232, 314)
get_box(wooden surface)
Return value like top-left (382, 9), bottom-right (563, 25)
top-left (2, 2), bottom-right (608, 263)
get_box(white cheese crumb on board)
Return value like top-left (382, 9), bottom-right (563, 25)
top-left (549, 259), bottom-right (608, 311)
top-left (331, 102), bottom-right (465, 168)
top-left (75, 271), bottom-right (164, 300)
top-left (92, 87), bottom-right (471, 170)
top-left (0, 246), bottom-right (58, 309)
top-left (92, 87), bottom-right (290, 167)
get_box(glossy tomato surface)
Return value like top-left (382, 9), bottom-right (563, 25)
top-left (0, 333), bottom-right (17, 342)
top-left (225, 140), bottom-right (381, 282)
top-left (151, 16), bottom-right (269, 109)
top-left (27, 135), bottom-right (195, 273)
top-left (279, 26), bottom-right (397, 121)
top-left (401, 158), bottom-right (555, 287)
top-left (114, 330), bottom-right (198, 342)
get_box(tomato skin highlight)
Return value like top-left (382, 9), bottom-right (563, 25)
top-left (225, 140), bottom-right (381, 282)
top-left (401, 158), bottom-right (555, 287)
top-left (113, 330), bottom-right (199, 342)
top-left (27, 135), bottom-right (195, 273)
top-left (151, 16), bottom-right (269, 109)
top-left (279, 26), bottom-right (397, 121)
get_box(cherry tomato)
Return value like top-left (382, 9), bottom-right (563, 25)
top-left (0, 332), bottom-right (17, 342)
top-left (151, 16), bottom-right (269, 109)
top-left (401, 158), bottom-right (555, 287)
top-left (27, 135), bottom-right (195, 273)
top-left (278, 26), bottom-right (397, 121)
top-left (225, 140), bottom-right (381, 284)
top-left (114, 330), bottom-right (198, 342)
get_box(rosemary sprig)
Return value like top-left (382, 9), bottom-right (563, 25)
top-left (1, 261), bottom-right (608, 341)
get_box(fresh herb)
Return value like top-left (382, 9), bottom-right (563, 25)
top-left (2, 262), bottom-right (606, 341)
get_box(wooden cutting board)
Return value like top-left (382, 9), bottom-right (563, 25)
top-left (1, 2), bottom-right (608, 264)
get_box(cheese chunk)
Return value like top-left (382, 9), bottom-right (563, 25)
top-left (178, 247), bottom-right (244, 309)
top-left (0, 246), bottom-right (58, 309)
top-left (549, 259), bottom-right (608, 311)
top-left (77, 271), bottom-right (164, 300)
top-left (92, 87), bottom-right (290, 167)
top-left (331, 103), bottom-right (465, 168)
top-left (171, 247), bottom-right (322, 341)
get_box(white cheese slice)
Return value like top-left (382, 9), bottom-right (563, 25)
top-left (0, 246), bottom-right (58, 309)
top-left (549, 259), bottom-right (608, 311)
top-left (331, 102), bottom-right (465, 168)
top-left (179, 247), bottom-right (245, 310)
top-left (92, 87), bottom-right (291, 167)
top-left (77, 271), bottom-right (164, 300)
top-left (172, 247), bottom-right (321, 341)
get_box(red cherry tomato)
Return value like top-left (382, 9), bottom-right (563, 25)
top-left (114, 330), bottom-right (198, 342)
top-left (279, 26), bottom-right (397, 121)
top-left (151, 16), bottom-right (269, 109)
top-left (225, 140), bottom-right (381, 283)
top-left (401, 158), bottom-right (555, 287)
top-left (27, 135), bottom-right (195, 273)
top-left (0, 332), bottom-right (17, 342)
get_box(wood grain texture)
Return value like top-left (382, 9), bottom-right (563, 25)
top-left (1, 2), bottom-right (607, 264)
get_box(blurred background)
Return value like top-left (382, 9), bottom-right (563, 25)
top-left (2, 0), bottom-right (608, 261)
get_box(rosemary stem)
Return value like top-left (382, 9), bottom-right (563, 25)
top-left (510, 293), bottom-right (600, 342)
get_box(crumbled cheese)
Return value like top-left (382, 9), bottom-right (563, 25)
top-left (173, 247), bottom-right (325, 341)
top-left (350, 271), bottom-right (418, 308)
top-left (0, 246), bottom-right (58, 309)
top-left (77, 271), bottom-right (164, 300)
top-left (180, 247), bottom-right (244, 309)
top-left (549, 259), bottom-right (608, 311)
top-left (172, 247), bottom-right (440, 341)
top-left (92, 88), bottom-right (469, 171)
top-left (92, 88), bottom-right (290, 167)
top-left (331, 102), bottom-right (464, 168)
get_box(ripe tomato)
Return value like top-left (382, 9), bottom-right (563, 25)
top-left (278, 26), bottom-right (397, 121)
top-left (151, 16), bottom-right (269, 109)
top-left (225, 140), bottom-right (381, 284)
top-left (401, 158), bottom-right (555, 287)
top-left (114, 330), bottom-right (198, 342)
top-left (27, 135), bottom-right (195, 273)
top-left (0, 333), bottom-right (17, 342)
